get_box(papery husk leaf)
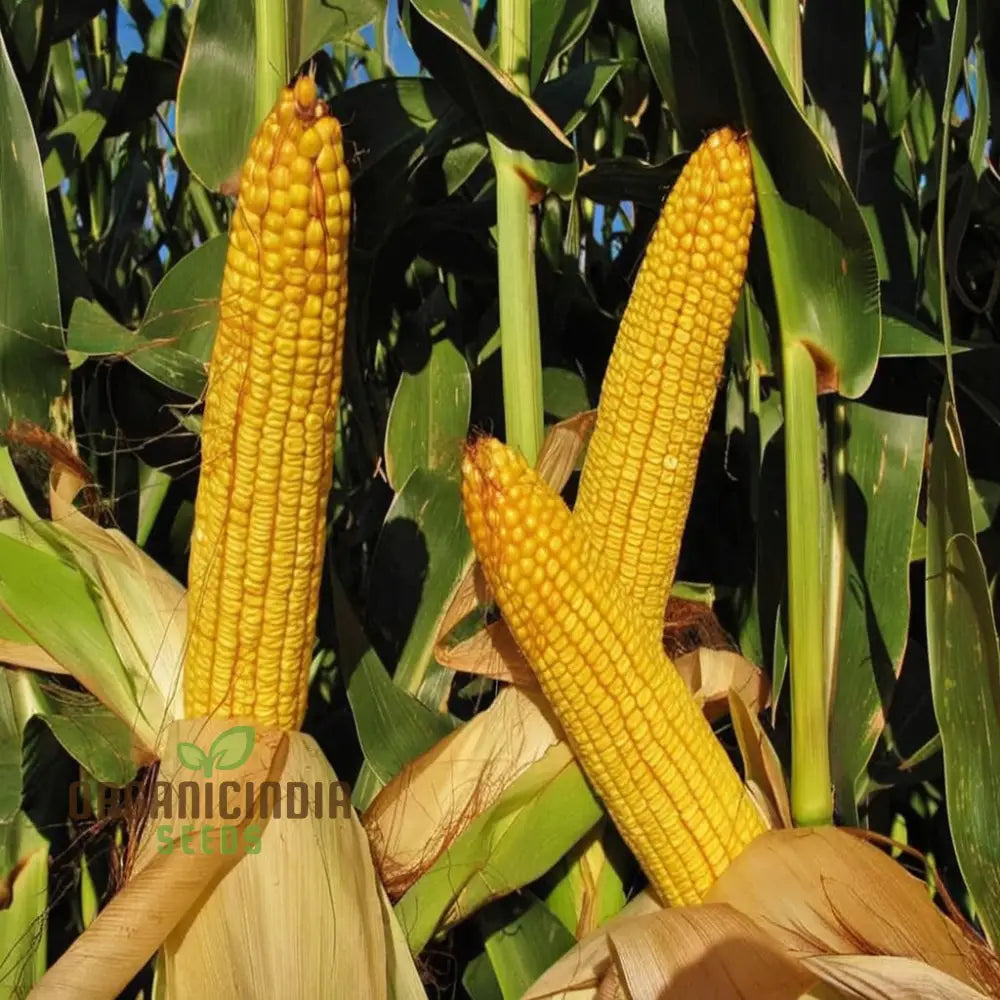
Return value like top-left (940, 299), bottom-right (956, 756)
top-left (435, 619), bottom-right (536, 684)
top-left (30, 719), bottom-right (287, 999)
top-left (705, 827), bottom-right (997, 993)
top-left (376, 879), bottom-right (431, 1000)
top-left (0, 641), bottom-right (66, 673)
top-left (673, 648), bottom-right (770, 721)
top-left (161, 728), bottom-right (390, 999)
top-left (364, 685), bottom-right (561, 898)
top-left (801, 953), bottom-right (992, 999)
top-left (535, 410), bottom-right (597, 490)
top-left (46, 484), bottom-right (185, 743)
top-left (729, 690), bottom-right (792, 829)
top-left (522, 890), bottom-right (661, 1000)
top-left (608, 902), bottom-right (817, 999)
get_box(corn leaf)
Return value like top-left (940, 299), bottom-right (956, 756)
top-left (829, 403), bottom-right (926, 818)
top-left (385, 337), bottom-right (471, 490)
top-left (480, 896), bottom-right (577, 1000)
top-left (175, 0), bottom-right (255, 190)
top-left (396, 742), bottom-right (602, 954)
top-left (926, 395), bottom-right (1000, 945)
top-left (0, 28), bottom-right (70, 434)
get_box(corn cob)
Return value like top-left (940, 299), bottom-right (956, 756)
top-left (461, 437), bottom-right (766, 906)
top-left (574, 128), bottom-right (754, 630)
top-left (183, 76), bottom-right (350, 730)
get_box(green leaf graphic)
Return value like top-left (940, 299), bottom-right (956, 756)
top-left (209, 726), bottom-right (255, 772)
top-left (177, 742), bottom-right (208, 773)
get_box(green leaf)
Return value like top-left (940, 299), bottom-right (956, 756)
top-left (333, 574), bottom-right (455, 808)
top-left (462, 953), bottom-right (504, 1000)
top-left (176, 741), bottom-right (208, 772)
top-left (135, 234), bottom-right (227, 392)
top-left (670, 0), bottom-right (881, 397)
top-left (968, 37), bottom-right (991, 178)
top-left (209, 725), bottom-right (256, 771)
top-left (0, 533), bottom-right (157, 748)
top-left (529, 0), bottom-right (600, 89)
top-left (104, 54), bottom-right (179, 137)
top-left (176, 0), bottom-right (255, 190)
top-left (829, 403), bottom-right (927, 816)
top-left (405, 0), bottom-right (577, 194)
top-left (576, 153), bottom-right (684, 208)
top-left (630, 0), bottom-right (677, 112)
top-left (879, 314), bottom-right (975, 358)
top-left (0, 819), bottom-right (47, 996)
top-left (396, 744), bottom-right (602, 954)
top-left (4, 671), bottom-right (135, 787)
top-left (0, 28), bottom-right (70, 432)
top-left (367, 467), bottom-right (474, 704)
top-left (534, 59), bottom-right (623, 135)
top-left (542, 367), bottom-right (590, 421)
top-left (40, 109), bottom-right (106, 190)
top-left (926, 394), bottom-right (1000, 943)
top-left (291, 0), bottom-right (385, 67)
top-left (330, 77), bottom-right (454, 183)
top-left (385, 338), bottom-right (471, 490)
top-left (66, 235), bottom-right (227, 398)
top-left (543, 826), bottom-right (627, 936)
top-left (481, 896), bottom-right (576, 999)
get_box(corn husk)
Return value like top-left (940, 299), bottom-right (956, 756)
top-left (30, 719), bottom-right (425, 1000)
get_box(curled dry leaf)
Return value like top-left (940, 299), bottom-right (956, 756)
top-left (524, 827), bottom-right (1000, 1000)
top-left (535, 409), bottom-right (598, 491)
top-left (161, 729), bottom-right (391, 1000)
top-left (672, 647), bottom-right (770, 722)
top-left (363, 685), bottom-right (563, 899)
top-left (801, 954), bottom-right (992, 1000)
top-left (33, 720), bottom-right (407, 1000)
top-left (608, 903), bottom-right (816, 1000)
top-left (435, 619), bottom-right (537, 686)
top-left (704, 827), bottom-right (1000, 995)
top-left (522, 890), bottom-right (662, 1000)
top-left (0, 640), bottom-right (66, 674)
top-left (728, 690), bottom-right (792, 830)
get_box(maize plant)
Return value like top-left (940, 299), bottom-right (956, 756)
top-left (0, 0), bottom-right (997, 997)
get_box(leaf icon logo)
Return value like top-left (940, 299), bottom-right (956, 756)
top-left (176, 726), bottom-right (255, 777)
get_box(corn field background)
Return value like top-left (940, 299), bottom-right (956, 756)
top-left (0, 0), bottom-right (998, 996)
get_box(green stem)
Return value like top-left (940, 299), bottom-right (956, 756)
top-left (783, 340), bottom-right (833, 828)
top-left (492, 0), bottom-right (543, 465)
top-left (769, 0), bottom-right (803, 104)
top-left (190, 183), bottom-right (221, 239)
top-left (254, 0), bottom-right (288, 128)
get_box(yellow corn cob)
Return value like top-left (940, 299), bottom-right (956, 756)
top-left (183, 76), bottom-right (350, 730)
top-left (574, 128), bottom-right (754, 630)
top-left (461, 436), bottom-right (766, 906)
